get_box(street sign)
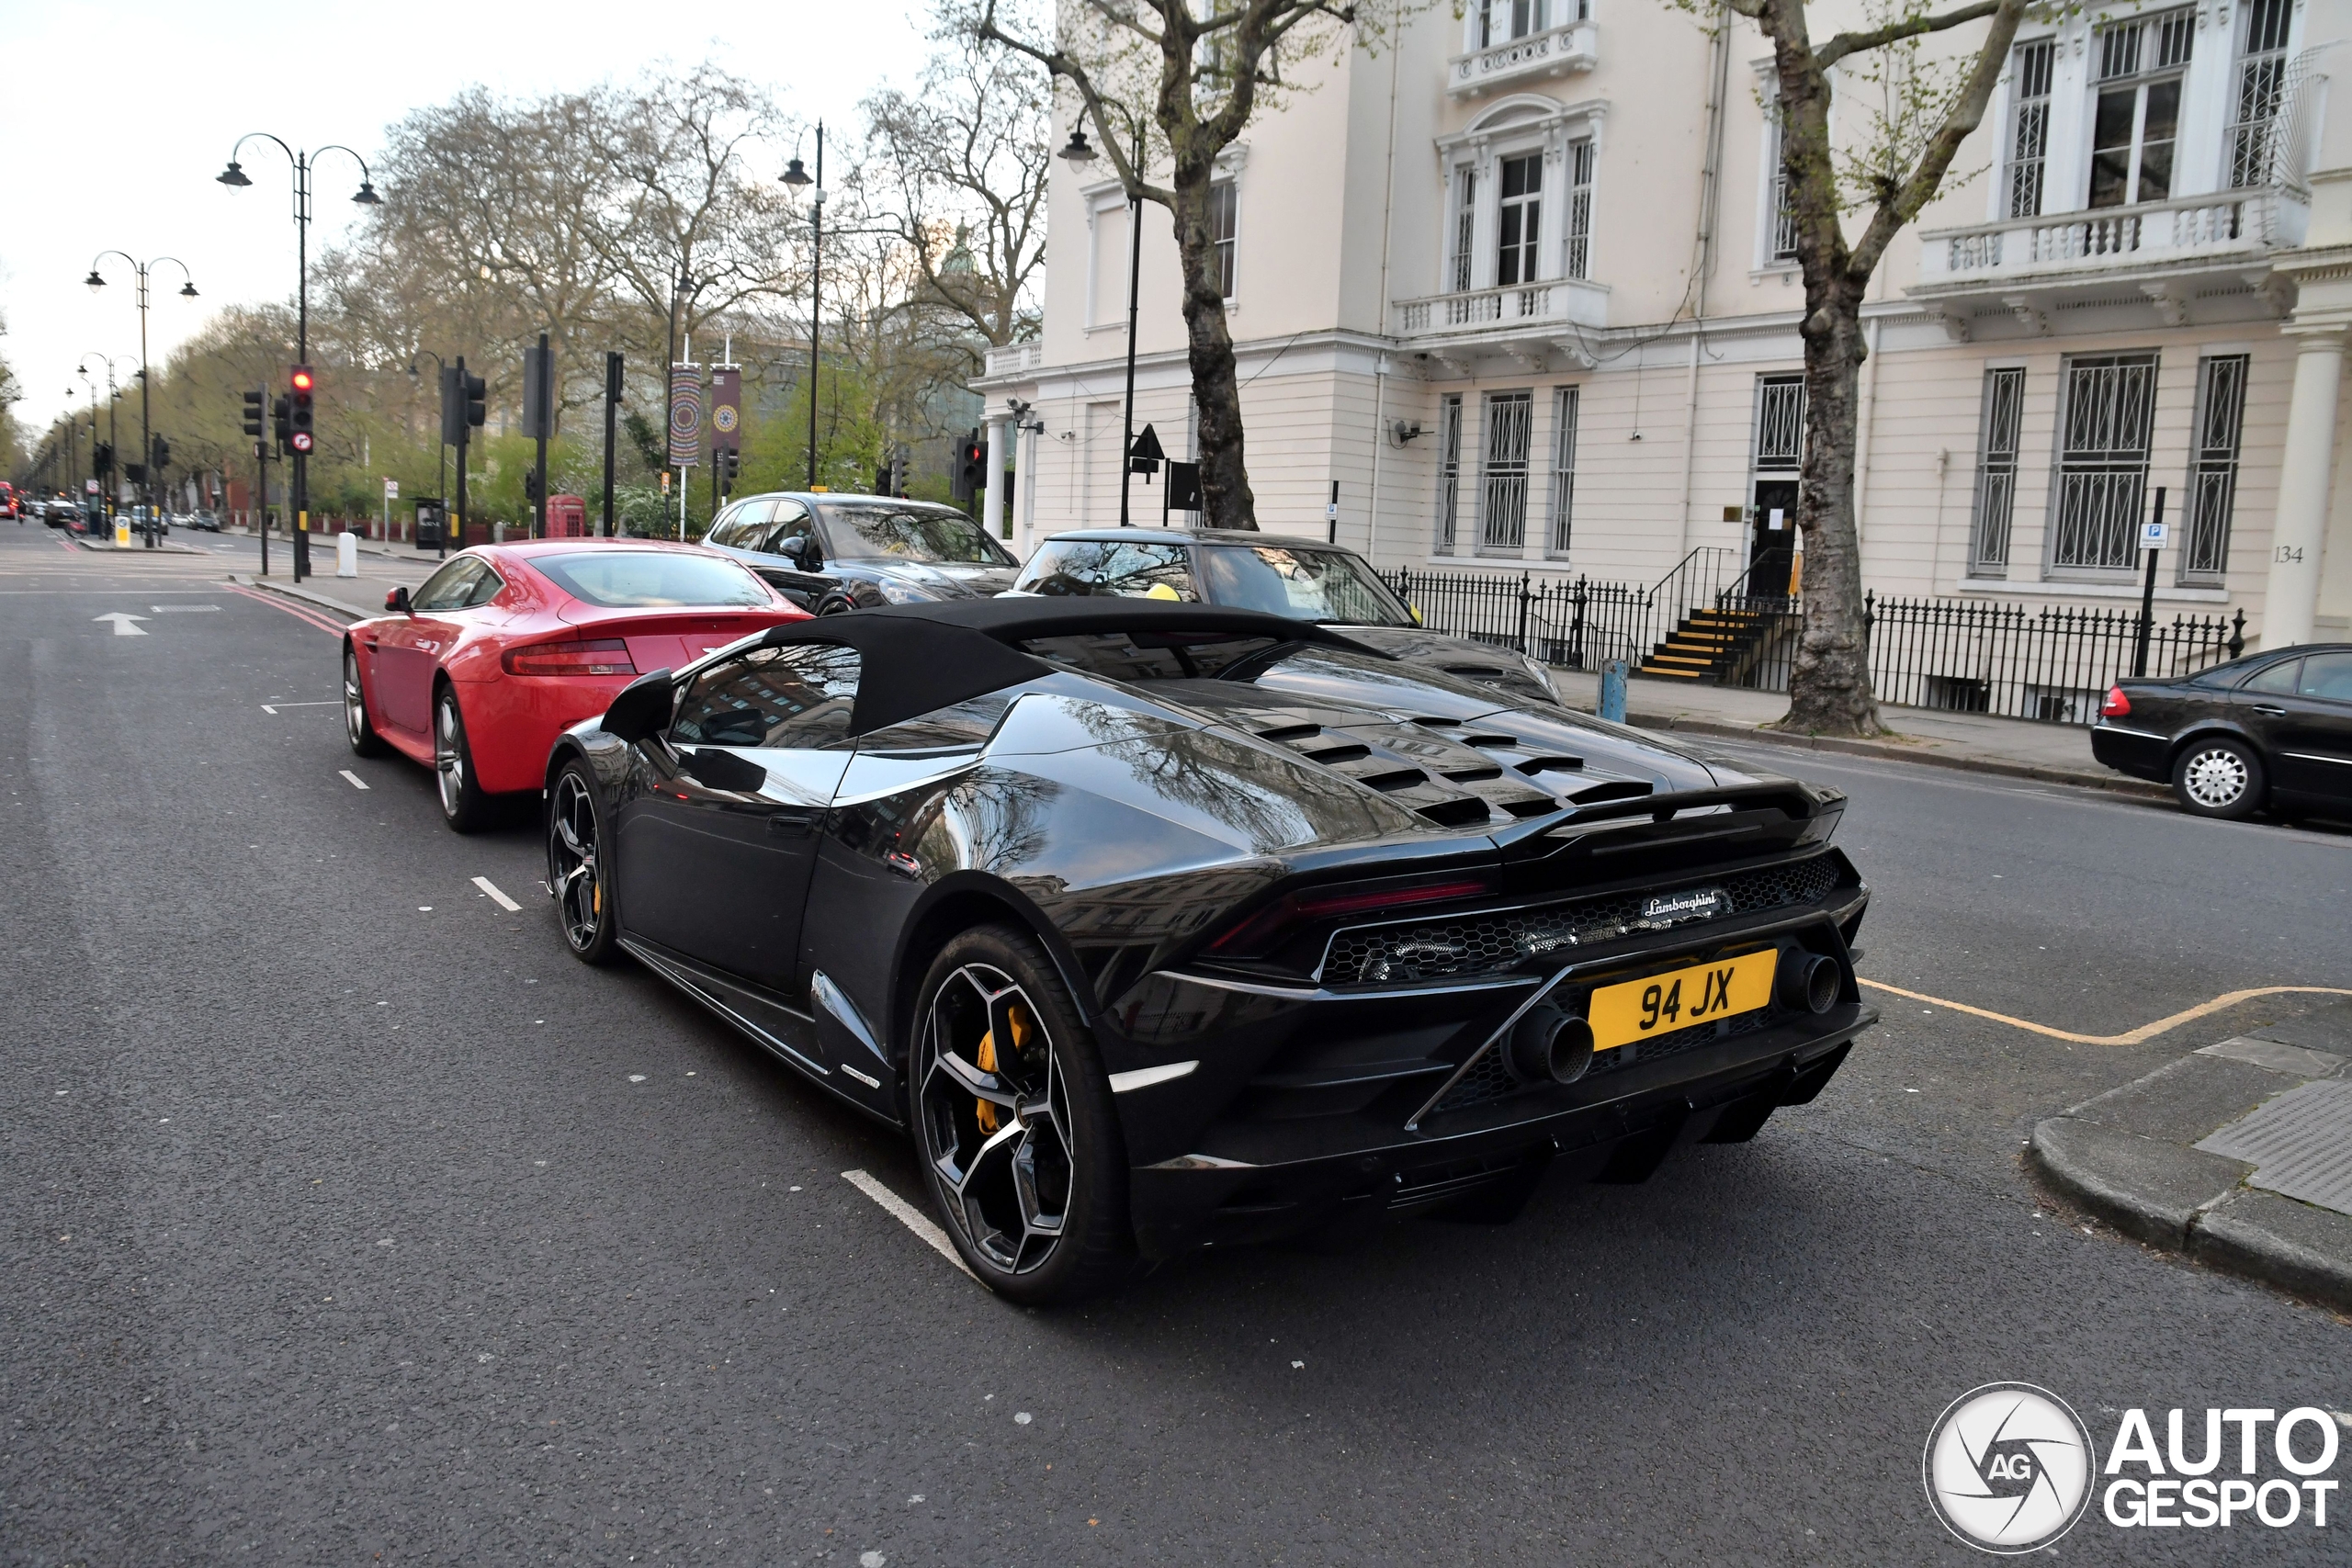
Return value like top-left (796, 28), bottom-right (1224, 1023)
top-left (384, 478), bottom-right (400, 500)
top-left (85, 479), bottom-right (99, 494)
top-left (2141, 519), bottom-right (2169, 549)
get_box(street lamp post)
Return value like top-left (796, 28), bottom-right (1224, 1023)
top-left (782, 126), bottom-right (824, 491)
top-left (85, 254), bottom-right (198, 546)
top-left (1055, 125), bottom-right (1148, 525)
top-left (76, 354), bottom-right (134, 529)
top-left (407, 350), bottom-right (451, 514)
top-left (215, 135), bottom-right (382, 580)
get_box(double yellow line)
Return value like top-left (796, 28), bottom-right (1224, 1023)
top-left (1860, 980), bottom-right (2352, 1046)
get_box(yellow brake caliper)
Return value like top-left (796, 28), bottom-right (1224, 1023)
top-left (973, 999), bottom-right (1035, 1137)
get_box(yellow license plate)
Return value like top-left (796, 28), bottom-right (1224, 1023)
top-left (1587, 949), bottom-right (1779, 1050)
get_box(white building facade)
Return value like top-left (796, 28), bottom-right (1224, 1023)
top-left (977, 0), bottom-right (2352, 648)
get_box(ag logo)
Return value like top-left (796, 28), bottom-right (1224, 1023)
top-left (713, 405), bottom-right (739, 434)
top-left (1923, 1382), bottom-right (2096, 1553)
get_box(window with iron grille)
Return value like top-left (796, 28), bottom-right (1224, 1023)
top-left (2181, 355), bottom-right (2249, 581)
top-left (2051, 354), bottom-right (2157, 571)
top-left (1969, 367), bottom-right (2026, 576)
top-left (1547, 386), bottom-right (1579, 558)
top-left (2007, 39), bottom-right (2055, 219)
top-left (2090, 8), bottom-right (2194, 209)
top-left (1754, 375), bottom-right (1805, 469)
top-left (2229, 0), bottom-right (2294, 188)
top-left (1209, 180), bottom-right (1238, 299)
top-left (1560, 139), bottom-right (1596, 280)
top-left (1479, 390), bottom-right (1533, 551)
top-left (1769, 107), bottom-right (1798, 263)
top-left (1450, 166), bottom-right (1477, 293)
top-left (1434, 394), bottom-right (1464, 552)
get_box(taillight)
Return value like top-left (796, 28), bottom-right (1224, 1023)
top-left (2100, 684), bottom-right (2131, 718)
top-left (1205, 875), bottom-right (1494, 958)
top-left (503, 637), bottom-right (638, 677)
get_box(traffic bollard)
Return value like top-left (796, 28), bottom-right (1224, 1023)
top-left (1599, 659), bottom-right (1629, 723)
top-left (336, 531), bottom-right (359, 578)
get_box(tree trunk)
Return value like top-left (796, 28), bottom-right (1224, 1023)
top-left (1781, 283), bottom-right (1880, 736)
top-left (1168, 172), bottom-right (1257, 530)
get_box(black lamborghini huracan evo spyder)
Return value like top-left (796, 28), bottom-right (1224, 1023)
top-left (543, 599), bottom-right (1875, 1303)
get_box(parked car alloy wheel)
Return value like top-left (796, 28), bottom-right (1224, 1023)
top-left (2172, 737), bottom-right (2265, 819)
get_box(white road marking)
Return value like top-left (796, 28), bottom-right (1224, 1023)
top-left (471, 875), bottom-right (522, 912)
top-left (264, 700), bottom-right (340, 709)
top-left (842, 1169), bottom-right (977, 1280)
top-left (93, 612), bottom-right (148, 637)
top-left (339, 770), bottom-right (370, 790)
top-left (150, 604), bottom-right (220, 612)
top-left (261, 705), bottom-right (275, 715)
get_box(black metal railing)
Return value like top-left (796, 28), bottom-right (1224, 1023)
top-left (1382, 562), bottom-right (2245, 727)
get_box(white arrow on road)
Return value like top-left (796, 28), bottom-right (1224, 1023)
top-left (94, 613), bottom-right (150, 637)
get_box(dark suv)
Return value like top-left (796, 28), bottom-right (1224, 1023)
top-left (702, 492), bottom-right (1020, 614)
top-left (2091, 645), bottom-right (2352, 820)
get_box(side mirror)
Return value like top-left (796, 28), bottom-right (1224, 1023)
top-left (602, 669), bottom-right (676, 744)
top-left (782, 535), bottom-right (820, 570)
top-left (386, 586), bottom-right (413, 615)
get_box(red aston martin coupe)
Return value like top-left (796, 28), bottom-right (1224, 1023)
top-left (343, 541), bottom-right (809, 830)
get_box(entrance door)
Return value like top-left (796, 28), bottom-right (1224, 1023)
top-left (1747, 480), bottom-right (1799, 598)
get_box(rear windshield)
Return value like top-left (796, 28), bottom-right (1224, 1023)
top-left (534, 551), bottom-right (775, 608)
top-left (1016, 540), bottom-right (1198, 600)
top-left (1197, 546), bottom-right (1416, 626)
top-left (819, 503), bottom-right (1014, 565)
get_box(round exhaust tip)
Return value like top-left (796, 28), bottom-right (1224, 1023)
top-left (1778, 952), bottom-right (1841, 1015)
top-left (1505, 1005), bottom-right (1597, 1086)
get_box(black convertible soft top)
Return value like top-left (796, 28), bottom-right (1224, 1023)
top-left (758, 598), bottom-right (1382, 736)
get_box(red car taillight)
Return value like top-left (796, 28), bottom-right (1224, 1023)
top-left (2100, 684), bottom-right (2131, 718)
top-left (503, 637), bottom-right (638, 677)
top-left (1205, 875), bottom-right (1495, 959)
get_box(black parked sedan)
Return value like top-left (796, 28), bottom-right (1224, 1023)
top-left (543, 599), bottom-right (1874, 1302)
top-left (2092, 645), bottom-right (2352, 819)
top-left (702, 491), bottom-right (1020, 613)
top-left (1012, 527), bottom-right (1564, 708)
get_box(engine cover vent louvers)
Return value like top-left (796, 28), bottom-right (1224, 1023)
top-left (1304, 742), bottom-right (1373, 765)
top-left (1253, 723), bottom-right (1323, 743)
top-left (1517, 756), bottom-right (1586, 775)
top-left (1357, 768), bottom-right (1430, 792)
top-left (1412, 796), bottom-right (1494, 829)
top-left (1321, 854), bottom-right (1842, 986)
top-left (1569, 779), bottom-right (1652, 804)
top-left (1440, 765), bottom-right (1504, 783)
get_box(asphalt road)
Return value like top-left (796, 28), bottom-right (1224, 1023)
top-left (4, 522), bottom-right (2347, 1566)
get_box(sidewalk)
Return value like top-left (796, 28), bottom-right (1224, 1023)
top-left (1547, 668), bottom-right (2162, 798)
top-left (2030, 999), bottom-right (2352, 1312)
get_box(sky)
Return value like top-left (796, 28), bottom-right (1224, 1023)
top-left (0, 0), bottom-right (934, 436)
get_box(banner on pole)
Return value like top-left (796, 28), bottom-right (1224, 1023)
top-left (668, 363), bottom-right (704, 467)
top-left (710, 367), bottom-right (741, 453)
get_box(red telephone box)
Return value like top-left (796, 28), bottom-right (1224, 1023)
top-left (548, 495), bottom-right (589, 537)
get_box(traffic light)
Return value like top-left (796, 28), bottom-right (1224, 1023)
top-left (242, 389), bottom-right (266, 440)
top-left (951, 429), bottom-right (986, 503)
top-left (463, 370), bottom-right (486, 431)
top-left (288, 366), bottom-right (314, 454)
top-left (151, 435), bottom-right (170, 471)
top-left (525, 468), bottom-right (542, 503)
top-left (273, 396), bottom-right (292, 453)
top-left (95, 442), bottom-right (113, 476)
top-left (718, 448), bottom-right (740, 495)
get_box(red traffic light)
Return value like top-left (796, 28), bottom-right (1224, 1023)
top-left (290, 367), bottom-right (315, 392)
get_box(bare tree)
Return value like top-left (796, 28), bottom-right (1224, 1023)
top-left (862, 9), bottom-right (1053, 367)
top-left (970, 0), bottom-right (1417, 531)
top-left (1690, 0), bottom-right (2026, 736)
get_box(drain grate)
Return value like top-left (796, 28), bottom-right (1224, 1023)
top-left (2194, 1079), bottom-right (2352, 1218)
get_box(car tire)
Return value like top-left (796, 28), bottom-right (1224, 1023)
top-left (2172, 736), bottom-right (2266, 820)
top-left (434, 685), bottom-right (494, 833)
top-left (547, 761), bottom-right (619, 964)
top-left (910, 924), bottom-right (1134, 1305)
top-left (343, 646), bottom-right (390, 758)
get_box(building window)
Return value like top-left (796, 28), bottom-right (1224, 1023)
top-left (2090, 8), bottom-right (2193, 209)
top-left (1970, 367), bottom-right (2026, 576)
top-left (2228, 0), bottom-right (2294, 188)
top-left (1547, 386), bottom-right (1579, 557)
top-left (2007, 39), bottom-right (2055, 219)
top-left (1755, 376), bottom-right (1805, 469)
top-left (2182, 355), bottom-right (2249, 581)
top-left (1563, 139), bottom-right (1594, 279)
top-left (1450, 165), bottom-right (1477, 292)
top-left (1768, 107), bottom-right (1798, 263)
top-left (1208, 180), bottom-right (1238, 299)
top-left (1478, 0), bottom-right (1567, 45)
top-left (1479, 391), bottom-right (1533, 551)
top-left (1434, 394), bottom-right (1464, 552)
top-left (2052, 353), bottom-right (2158, 571)
top-left (1497, 153), bottom-right (1543, 287)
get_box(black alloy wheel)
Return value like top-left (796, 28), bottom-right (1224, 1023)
top-left (343, 646), bottom-right (390, 758)
top-left (910, 926), bottom-right (1132, 1303)
top-left (434, 685), bottom-right (493, 833)
top-left (547, 762), bottom-right (618, 963)
top-left (2172, 736), bottom-right (2266, 820)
